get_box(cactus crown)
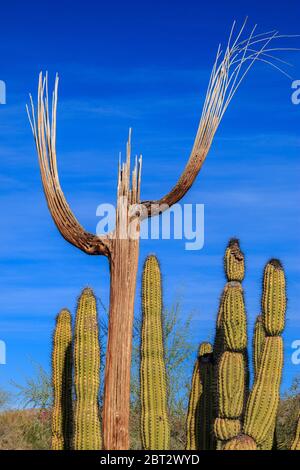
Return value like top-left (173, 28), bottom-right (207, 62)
top-left (198, 342), bottom-right (213, 357)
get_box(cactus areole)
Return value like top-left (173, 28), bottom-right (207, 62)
top-left (27, 23), bottom-right (286, 449)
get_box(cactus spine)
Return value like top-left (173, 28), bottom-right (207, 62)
top-left (140, 255), bottom-right (170, 450)
top-left (186, 342), bottom-right (214, 450)
top-left (74, 288), bottom-right (101, 450)
top-left (52, 309), bottom-right (73, 450)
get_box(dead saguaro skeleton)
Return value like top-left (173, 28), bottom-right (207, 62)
top-left (27, 21), bottom-right (296, 449)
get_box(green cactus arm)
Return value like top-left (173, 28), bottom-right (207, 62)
top-left (74, 288), bottom-right (101, 450)
top-left (51, 309), bottom-right (73, 450)
top-left (140, 256), bottom-right (170, 450)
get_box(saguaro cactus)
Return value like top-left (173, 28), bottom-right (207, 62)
top-left (140, 256), bottom-right (170, 450)
top-left (213, 240), bottom-right (247, 448)
top-left (186, 342), bottom-right (214, 450)
top-left (74, 288), bottom-right (101, 450)
top-left (27, 24), bottom-right (290, 448)
top-left (52, 309), bottom-right (73, 450)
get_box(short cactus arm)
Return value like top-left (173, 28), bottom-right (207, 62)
top-left (291, 413), bottom-right (300, 450)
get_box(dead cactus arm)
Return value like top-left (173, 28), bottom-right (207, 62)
top-left (27, 73), bottom-right (111, 257)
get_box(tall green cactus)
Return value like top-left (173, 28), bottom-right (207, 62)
top-left (213, 240), bottom-right (247, 448)
top-left (140, 255), bottom-right (170, 450)
top-left (291, 413), bottom-right (300, 450)
top-left (52, 309), bottom-right (73, 450)
top-left (74, 288), bottom-right (101, 450)
top-left (186, 342), bottom-right (214, 450)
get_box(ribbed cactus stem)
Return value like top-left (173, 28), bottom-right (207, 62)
top-left (218, 352), bottom-right (245, 418)
top-left (140, 255), bottom-right (170, 450)
top-left (186, 342), bottom-right (214, 450)
top-left (291, 414), bottom-right (300, 450)
top-left (223, 434), bottom-right (257, 450)
top-left (262, 259), bottom-right (286, 336)
top-left (253, 315), bottom-right (266, 379)
top-left (243, 336), bottom-right (283, 445)
top-left (224, 238), bottom-right (245, 282)
top-left (74, 288), bottom-right (101, 450)
top-left (51, 309), bottom-right (73, 450)
top-left (223, 282), bottom-right (247, 351)
top-left (214, 418), bottom-right (241, 441)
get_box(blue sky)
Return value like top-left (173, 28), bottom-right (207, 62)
top-left (0, 0), bottom-right (300, 401)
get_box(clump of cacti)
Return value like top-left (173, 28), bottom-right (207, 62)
top-left (51, 309), bottom-right (73, 450)
top-left (140, 255), bottom-right (170, 450)
top-left (51, 288), bottom-right (101, 450)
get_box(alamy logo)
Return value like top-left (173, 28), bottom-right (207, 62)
top-left (0, 80), bottom-right (6, 104)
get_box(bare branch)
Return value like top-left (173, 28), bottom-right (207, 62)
top-left (27, 73), bottom-right (111, 256)
top-left (141, 21), bottom-right (299, 218)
